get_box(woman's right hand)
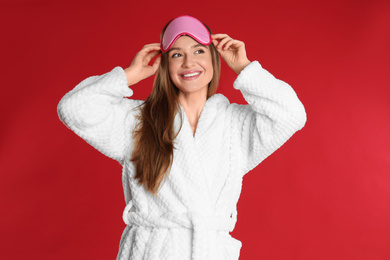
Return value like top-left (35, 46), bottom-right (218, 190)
top-left (124, 43), bottom-right (161, 86)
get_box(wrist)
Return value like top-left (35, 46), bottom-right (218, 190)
top-left (234, 59), bottom-right (251, 74)
top-left (124, 67), bottom-right (138, 86)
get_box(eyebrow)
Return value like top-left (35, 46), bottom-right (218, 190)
top-left (167, 43), bottom-right (206, 53)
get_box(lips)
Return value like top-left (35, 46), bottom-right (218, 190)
top-left (180, 70), bottom-right (202, 80)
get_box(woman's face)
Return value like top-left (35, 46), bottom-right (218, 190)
top-left (168, 36), bottom-right (214, 96)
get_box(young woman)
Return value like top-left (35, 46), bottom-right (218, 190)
top-left (58, 15), bottom-right (306, 260)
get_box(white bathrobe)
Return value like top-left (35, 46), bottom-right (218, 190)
top-left (57, 61), bottom-right (306, 260)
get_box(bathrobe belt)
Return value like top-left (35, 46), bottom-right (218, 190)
top-left (122, 201), bottom-right (237, 260)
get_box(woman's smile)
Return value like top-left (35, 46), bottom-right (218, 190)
top-left (180, 70), bottom-right (202, 80)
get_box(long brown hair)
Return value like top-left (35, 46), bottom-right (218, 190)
top-left (131, 18), bottom-right (221, 195)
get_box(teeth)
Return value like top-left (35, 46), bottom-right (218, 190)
top-left (182, 72), bottom-right (200, 77)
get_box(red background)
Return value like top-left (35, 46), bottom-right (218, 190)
top-left (1, 0), bottom-right (389, 259)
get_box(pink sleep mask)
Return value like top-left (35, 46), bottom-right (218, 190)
top-left (161, 15), bottom-right (211, 52)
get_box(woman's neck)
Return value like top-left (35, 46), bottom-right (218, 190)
top-left (178, 90), bottom-right (207, 136)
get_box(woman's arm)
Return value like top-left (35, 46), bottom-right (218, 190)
top-left (57, 67), bottom-right (141, 163)
top-left (57, 44), bottom-right (161, 163)
top-left (212, 34), bottom-right (306, 174)
top-left (229, 61), bottom-right (306, 174)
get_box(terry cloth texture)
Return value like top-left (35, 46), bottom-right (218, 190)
top-left (57, 61), bottom-right (306, 260)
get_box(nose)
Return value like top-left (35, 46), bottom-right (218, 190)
top-left (182, 55), bottom-right (195, 68)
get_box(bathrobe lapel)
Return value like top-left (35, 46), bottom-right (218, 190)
top-left (173, 106), bottom-right (214, 213)
top-left (172, 94), bottom-right (232, 214)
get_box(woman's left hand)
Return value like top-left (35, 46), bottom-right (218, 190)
top-left (212, 34), bottom-right (251, 74)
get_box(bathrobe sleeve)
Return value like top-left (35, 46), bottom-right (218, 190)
top-left (57, 66), bottom-right (142, 163)
top-left (229, 61), bottom-right (307, 175)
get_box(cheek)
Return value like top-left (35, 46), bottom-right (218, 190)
top-left (168, 58), bottom-right (180, 69)
top-left (200, 55), bottom-right (213, 71)
top-left (168, 63), bottom-right (181, 87)
top-left (201, 59), bottom-right (214, 78)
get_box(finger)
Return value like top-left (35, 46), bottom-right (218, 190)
top-left (213, 41), bottom-right (224, 55)
top-left (211, 34), bottom-right (230, 40)
top-left (224, 39), bottom-right (242, 50)
top-left (145, 50), bottom-right (161, 64)
top-left (217, 37), bottom-right (232, 49)
top-left (211, 34), bottom-right (227, 47)
top-left (223, 43), bottom-right (233, 51)
top-left (220, 39), bottom-right (234, 50)
top-left (140, 43), bottom-right (161, 54)
top-left (212, 34), bottom-right (233, 49)
top-left (144, 56), bottom-right (161, 78)
top-left (142, 43), bottom-right (161, 48)
top-left (151, 56), bottom-right (161, 71)
top-left (212, 39), bottom-right (223, 50)
top-left (212, 39), bottom-right (220, 47)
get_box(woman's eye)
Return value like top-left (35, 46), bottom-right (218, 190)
top-left (195, 49), bottom-right (204, 54)
top-left (172, 53), bottom-right (182, 58)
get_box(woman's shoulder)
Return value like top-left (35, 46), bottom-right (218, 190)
top-left (208, 93), bottom-right (230, 106)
